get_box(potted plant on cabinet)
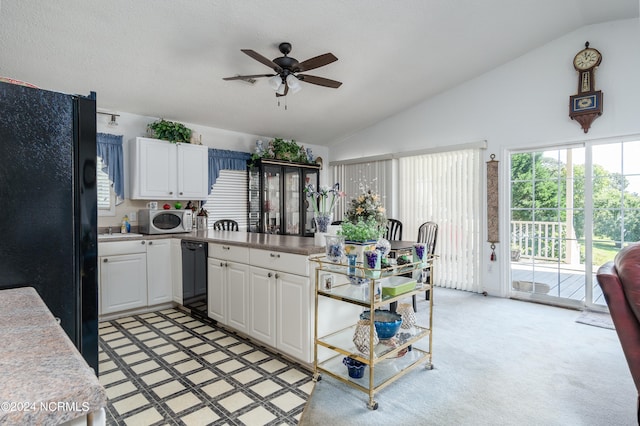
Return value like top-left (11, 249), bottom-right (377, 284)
top-left (147, 119), bottom-right (192, 143)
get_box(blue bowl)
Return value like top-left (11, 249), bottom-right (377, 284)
top-left (360, 310), bottom-right (403, 339)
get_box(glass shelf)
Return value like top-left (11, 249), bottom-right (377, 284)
top-left (316, 324), bottom-right (430, 362)
top-left (317, 347), bottom-right (430, 390)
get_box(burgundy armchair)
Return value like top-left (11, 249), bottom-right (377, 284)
top-left (596, 242), bottom-right (640, 424)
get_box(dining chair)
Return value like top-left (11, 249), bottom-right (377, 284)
top-left (213, 219), bottom-right (239, 231)
top-left (385, 218), bottom-right (403, 241)
top-left (414, 221), bottom-right (438, 310)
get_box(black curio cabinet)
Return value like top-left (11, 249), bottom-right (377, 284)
top-left (248, 158), bottom-right (320, 236)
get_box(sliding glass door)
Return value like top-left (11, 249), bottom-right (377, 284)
top-left (510, 139), bottom-right (640, 309)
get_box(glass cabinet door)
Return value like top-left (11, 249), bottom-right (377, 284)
top-left (263, 165), bottom-right (281, 234)
top-left (284, 167), bottom-right (300, 235)
top-left (303, 169), bottom-right (319, 235)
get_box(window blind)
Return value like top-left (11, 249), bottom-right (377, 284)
top-left (398, 149), bottom-right (481, 291)
top-left (204, 170), bottom-right (248, 230)
top-left (97, 156), bottom-right (115, 215)
top-left (331, 160), bottom-right (393, 222)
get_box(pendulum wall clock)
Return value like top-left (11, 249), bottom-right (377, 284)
top-left (569, 42), bottom-right (603, 133)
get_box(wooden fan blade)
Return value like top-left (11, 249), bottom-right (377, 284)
top-left (297, 74), bottom-right (342, 88)
top-left (222, 74), bottom-right (275, 81)
top-left (296, 53), bottom-right (338, 72)
top-left (241, 49), bottom-right (282, 72)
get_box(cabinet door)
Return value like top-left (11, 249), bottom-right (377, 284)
top-left (277, 272), bottom-right (311, 362)
top-left (248, 267), bottom-right (277, 347)
top-left (146, 239), bottom-right (172, 305)
top-left (177, 143), bottom-right (208, 199)
top-left (226, 262), bottom-right (250, 334)
top-left (283, 167), bottom-right (301, 235)
top-left (137, 138), bottom-right (177, 198)
top-left (263, 165), bottom-right (281, 234)
top-left (207, 258), bottom-right (226, 323)
top-left (100, 253), bottom-right (147, 314)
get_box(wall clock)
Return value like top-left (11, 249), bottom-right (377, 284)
top-left (569, 42), bottom-right (603, 133)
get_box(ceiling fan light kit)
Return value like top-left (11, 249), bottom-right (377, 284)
top-left (223, 42), bottom-right (342, 100)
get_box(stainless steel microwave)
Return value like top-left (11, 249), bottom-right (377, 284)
top-left (138, 209), bottom-right (193, 234)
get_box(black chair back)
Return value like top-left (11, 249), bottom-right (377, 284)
top-left (213, 219), bottom-right (239, 231)
top-left (385, 219), bottom-right (403, 241)
top-left (417, 221), bottom-right (438, 255)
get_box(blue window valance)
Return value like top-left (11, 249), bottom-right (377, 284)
top-left (97, 133), bottom-right (124, 204)
top-left (208, 148), bottom-right (251, 194)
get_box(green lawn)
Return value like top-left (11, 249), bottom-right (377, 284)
top-left (581, 239), bottom-right (619, 267)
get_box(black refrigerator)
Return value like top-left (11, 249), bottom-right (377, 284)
top-left (0, 81), bottom-right (99, 373)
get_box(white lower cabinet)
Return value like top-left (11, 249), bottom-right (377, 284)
top-left (146, 239), bottom-right (172, 305)
top-left (100, 252), bottom-right (147, 315)
top-left (207, 256), bottom-right (250, 334)
top-left (248, 267), bottom-right (277, 347)
top-left (276, 271), bottom-right (310, 362)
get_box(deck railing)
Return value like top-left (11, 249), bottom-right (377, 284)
top-left (511, 221), bottom-right (568, 262)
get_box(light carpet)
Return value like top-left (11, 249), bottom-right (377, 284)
top-left (300, 287), bottom-right (636, 426)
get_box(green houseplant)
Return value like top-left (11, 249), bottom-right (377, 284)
top-left (147, 119), bottom-right (192, 143)
top-left (338, 217), bottom-right (382, 243)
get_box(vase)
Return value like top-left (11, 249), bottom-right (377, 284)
top-left (325, 235), bottom-right (344, 263)
top-left (314, 214), bottom-right (332, 233)
top-left (364, 249), bottom-right (381, 278)
top-left (344, 240), bottom-right (377, 264)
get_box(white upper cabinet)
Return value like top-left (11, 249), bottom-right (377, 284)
top-left (130, 137), bottom-right (208, 200)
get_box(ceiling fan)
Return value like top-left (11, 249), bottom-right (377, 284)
top-left (223, 42), bottom-right (342, 97)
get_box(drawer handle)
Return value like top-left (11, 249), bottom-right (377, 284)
top-left (268, 272), bottom-right (272, 278)
top-left (103, 258), bottom-right (108, 263)
top-left (270, 253), bottom-right (281, 258)
top-left (141, 241), bottom-right (146, 245)
top-left (222, 246), bottom-right (230, 250)
top-left (275, 273), bottom-right (280, 279)
top-left (148, 241), bottom-right (153, 245)
top-left (219, 262), bottom-right (225, 267)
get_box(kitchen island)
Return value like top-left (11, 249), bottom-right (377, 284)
top-left (98, 230), bottom-right (332, 364)
top-left (0, 287), bottom-right (106, 425)
top-left (98, 229), bottom-right (326, 256)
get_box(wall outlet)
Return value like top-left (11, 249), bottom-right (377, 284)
top-left (129, 211), bottom-right (137, 222)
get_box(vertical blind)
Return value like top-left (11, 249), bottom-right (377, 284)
top-left (399, 149), bottom-right (481, 291)
top-left (331, 160), bottom-right (392, 222)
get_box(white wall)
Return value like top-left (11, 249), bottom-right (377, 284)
top-left (97, 112), bottom-right (329, 228)
top-left (328, 18), bottom-right (640, 296)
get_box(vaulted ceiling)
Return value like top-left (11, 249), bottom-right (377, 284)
top-left (0, 1), bottom-right (637, 146)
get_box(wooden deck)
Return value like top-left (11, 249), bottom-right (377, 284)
top-left (511, 261), bottom-right (605, 306)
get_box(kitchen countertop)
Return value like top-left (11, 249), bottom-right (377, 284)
top-left (98, 230), bottom-right (326, 256)
top-left (0, 287), bottom-right (106, 425)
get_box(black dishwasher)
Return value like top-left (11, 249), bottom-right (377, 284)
top-left (181, 240), bottom-right (208, 320)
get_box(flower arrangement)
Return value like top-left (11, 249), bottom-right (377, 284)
top-left (344, 188), bottom-right (387, 228)
top-left (304, 183), bottom-right (345, 216)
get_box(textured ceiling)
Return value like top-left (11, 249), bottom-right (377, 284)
top-left (0, 0), bottom-right (637, 146)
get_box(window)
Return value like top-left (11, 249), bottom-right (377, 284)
top-left (97, 156), bottom-right (115, 216)
top-left (204, 170), bottom-right (248, 230)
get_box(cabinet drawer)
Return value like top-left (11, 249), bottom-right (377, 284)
top-left (208, 243), bottom-right (250, 263)
top-left (250, 249), bottom-right (309, 276)
top-left (99, 240), bottom-right (147, 256)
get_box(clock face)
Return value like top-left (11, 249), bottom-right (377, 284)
top-left (573, 48), bottom-right (601, 70)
